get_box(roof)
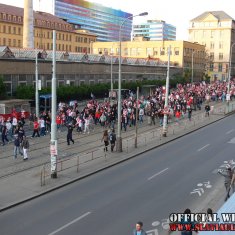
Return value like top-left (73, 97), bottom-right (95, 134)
top-left (191, 11), bottom-right (234, 21)
top-left (0, 3), bottom-right (72, 31)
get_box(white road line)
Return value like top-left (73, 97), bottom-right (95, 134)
top-left (226, 129), bottom-right (234, 134)
top-left (197, 144), bottom-right (210, 152)
top-left (48, 212), bottom-right (91, 235)
top-left (148, 168), bottom-right (169, 181)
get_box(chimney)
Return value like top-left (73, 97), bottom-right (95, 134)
top-left (23, 0), bottom-right (34, 48)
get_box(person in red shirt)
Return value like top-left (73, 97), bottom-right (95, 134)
top-left (32, 119), bottom-right (40, 137)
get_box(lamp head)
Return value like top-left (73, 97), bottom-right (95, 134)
top-left (139, 12), bottom-right (148, 16)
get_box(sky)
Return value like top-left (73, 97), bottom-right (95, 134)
top-left (0, 0), bottom-right (235, 40)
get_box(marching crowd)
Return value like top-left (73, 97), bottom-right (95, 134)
top-left (0, 80), bottom-right (234, 159)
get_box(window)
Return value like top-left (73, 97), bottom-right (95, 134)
top-left (13, 27), bottom-right (16, 34)
top-left (210, 52), bottom-right (214, 60)
top-left (3, 38), bottom-right (6, 45)
top-left (210, 42), bottom-right (214, 49)
top-left (66, 34), bottom-right (68, 41)
top-left (146, 48), bottom-right (153, 56)
top-left (153, 48), bottom-right (158, 56)
top-left (174, 47), bottom-right (179, 56)
top-left (220, 30), bottom-right (223, 38)
top-left (8, 15), bottom-right (11, 21)
top-left (203, 31), bottom-right (206, 38)
top-left (13, 39), bottom-right (16, 47)
top-left (8, 39), bottom-right (11, 46)
top-left (18, 17), bottom-right (21, 22)
top-left (219, 53), bottom-right (223, 60)
top-left (211, 30), bottom-right (215, 38)
top-left (210, 63), bottom-right (214, 71)
top-left (47, 32), bottom-right (50, 39)
top-left (137, 48), bottom-right (142, 56)
top-left (69, 45), bottom-right (71, 51)
top-left (218, 63), bottom-right (223, 72)
top-left (160, 47), bottom-right (165, 55)
top-left (13, 16), bottom-right (16, 22)
top-left (84, 37), bottom-right (87, 43)
top-left (18, 40), bottom-right (21, 47)
top-left (124, 48), bottom-right (128, 56)
top-left (18, 27), bottom-right (21, 35)
top-left (219, 42), bottom-right (223, 49)
top-left (130, 48), bottom-right (137, 56)
top-left (3, 14), bottom-right (6, 20)
top-left (69, 35), bottom-right (72, 41)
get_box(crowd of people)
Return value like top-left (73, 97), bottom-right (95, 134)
top-left (0, 80), bottom-right (234, 158)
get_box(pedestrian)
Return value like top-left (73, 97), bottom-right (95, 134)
top-left (32, 119), bottom-right (40, 138)
top-left (66, 123), bottom-right (75, 145)
top-left (139, 108), bottom-right (144, 124)
top-left (109, 129), bottom-right (116, 152)
top-left (39, 117), bottom-right (46, 136)
top-left (188, 106), bottom-right (193, 121)
top-left (1, 122), bottom-right (9, 145)
top-left (133, 221), bottom-right (147, 235)
top-left (12, 116), bottom-right (18, 135)
top-left (83, 117), bottom-right (90, 134)
top-left (21, 135), bottom-right (29, 160)
top-left (218, 167), bottom-right (235, 200)
top-left (13, 135), bottom-right (23, 159)
top-left (101, 129), bottom-right (109, 152)
top-left (6, 119), bottom-right (13, 139)
top-left (205, 103), bottom-right (210, 117)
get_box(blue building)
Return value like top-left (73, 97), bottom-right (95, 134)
top-left (133, 20), bottom-right (176, 41)
top-left (55, 0), bottom-right (133, 42)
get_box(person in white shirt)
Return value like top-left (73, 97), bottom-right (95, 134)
top-left (84, 117), bottom-right (90, 134)
top-left (39, 118), bottom-right (46, 136)
top-left (12, 117), bottom-right (18, 135)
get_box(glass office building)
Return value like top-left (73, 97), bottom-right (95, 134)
top-left (133, 20), bottom-right (176, 41)
top-left (55, 0), bottom-right (133, 42)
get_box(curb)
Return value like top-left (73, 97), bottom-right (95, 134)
top-left (0, 112), bottom-right (232, 212)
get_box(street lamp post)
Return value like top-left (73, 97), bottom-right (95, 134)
top-left (110, 48), bottom-right (113, 93)
top-left (35, 49), bottom-right (39, 119)
top-left (116, 12), bottom-right (148, 152)
top-left (50, 30), bottom-right (58, 178)
top-left (162, 46), bottom-right (171, 137)
top-left (227, 42), bottom-right (235, 112)
top-left (191, 50), bottom-right (196, 84)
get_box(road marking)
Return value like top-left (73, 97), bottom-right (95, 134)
top-left (148, 168), bottom-right (169, 181)
top-left (226, 129), bottom-right (234, 134)
top-left (197, 144), bottom-right (210, 151)
top-left (228, 137), bottom-right (235, 144)
top-left (48, 212), bottom-right (91, 235)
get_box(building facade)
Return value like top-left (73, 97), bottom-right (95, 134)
top-left (0, 47), bottom-right (182, 96)
top-left (133, 20), bottom-right (176, 41)
top-left (93, 39), bottom-right (206, 81)
top-left (188, 11), bottom-right (235, 81)
top-left (0, 3), bottom-right (97, 53)
top-left (55, 0), bottom-right (133, 42)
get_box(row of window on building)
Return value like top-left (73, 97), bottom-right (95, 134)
top-left (0, 12), bottom-right (72, 32)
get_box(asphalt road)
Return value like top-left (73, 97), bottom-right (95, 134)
top-left (1, 114), bottom-right (235, 235)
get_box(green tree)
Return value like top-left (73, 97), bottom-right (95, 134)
top-left (16, 85), bottom-right (35, 99)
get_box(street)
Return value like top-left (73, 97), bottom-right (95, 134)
top-left (0, 114), bottom-right (235, 235)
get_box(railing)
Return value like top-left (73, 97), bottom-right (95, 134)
top-left (40, 103), bottom-right (235, 186)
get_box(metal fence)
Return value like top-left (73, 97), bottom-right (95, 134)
top-left (40, 102), bottom-right (235, 186)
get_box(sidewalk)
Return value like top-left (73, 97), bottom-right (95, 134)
top-left (0, 100), bottom-right (234, 212)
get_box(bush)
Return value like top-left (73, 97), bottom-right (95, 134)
top-left (16, 85), bottom-right (35, 99)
